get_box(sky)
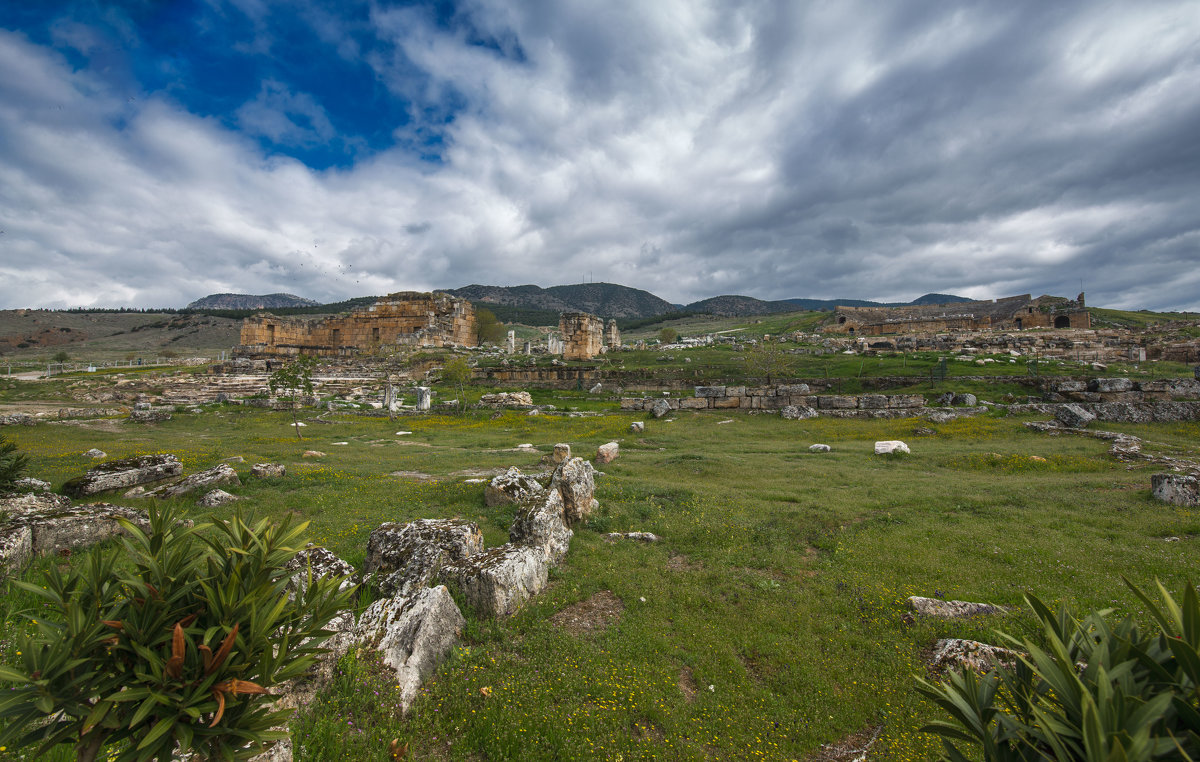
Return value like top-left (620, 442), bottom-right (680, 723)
top-left (1, 1), bottom-right (1198, 312)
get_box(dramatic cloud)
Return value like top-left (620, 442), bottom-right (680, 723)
top-left (0, 1), bottom-right (1197, 310)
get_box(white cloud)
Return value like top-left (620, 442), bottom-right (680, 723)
top-left (1, 2), bottom-right (1200, 312)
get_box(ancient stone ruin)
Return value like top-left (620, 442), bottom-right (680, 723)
top-left (237, 291), bottom-right (476, 357)
top-left (827, 293), bottom-right (1090, 336)
top-left (559, 312), bottom-right (605, 360)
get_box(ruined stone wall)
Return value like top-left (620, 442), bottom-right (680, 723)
top-left (828, 294), bottom-right (1090, 335)
top-left (238, 292), bottom-right (475, 357)
top-left (605, 319), bottom-right (621, 349)
top-left (560, 312), bottom-right (605, 360)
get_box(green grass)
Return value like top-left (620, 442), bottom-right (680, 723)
top-left (1, 406), bottom-right (1198, 760)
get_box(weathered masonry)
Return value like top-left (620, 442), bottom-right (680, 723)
top-left (827, 294), bottom-right (1091, 336)
top-left (237, 292), bottom-right (476, 357)
top-left (560, 313), bottom-right (610, 360)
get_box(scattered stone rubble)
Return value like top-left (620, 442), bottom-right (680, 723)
top-left (479, 391), bottom-right (534, 407)
top-left (146, 463), bottom-right (240, 499)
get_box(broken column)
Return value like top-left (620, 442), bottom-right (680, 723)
top-left (416, 387), bottom-right (431, 411)
top-left (506, 330), bottom-right (516, 354)
top-left (560, 313), bottom-right (605, 360)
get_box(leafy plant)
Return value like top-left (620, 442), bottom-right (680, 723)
top-left (269, 354), bottom-right (317, 439)
top-left (441, 356), bottom-right (472, 413)
top-left (744, 340), bottom-right (795, 384)
top-left (0, 433), bottom-right (29, 492)
top-left (475, 308), bottom-right (505, 345)
top-left (659, 327), bottom-right (679, 344)
top-left (918, 579), bottom-right (1200, 761)
top-left (0, 505), bottom-right (354, 761)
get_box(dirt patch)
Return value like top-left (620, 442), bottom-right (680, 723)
top-left (677, 666), bottom-right (698, 703)
top-left (630, 717), bottom-right (666, 743)
top-left (807, 725), bottom-right (883, 762)
top-left (389, 471), bottom-right (435, 482)
top-left (449, 467), bottom-right (510, 478)
top-left (550, 590), bottom-right (624, 636)
top-left (50, 418), bottom-right (127, 433)
top-left (667, 554), bottom-right (702, 572)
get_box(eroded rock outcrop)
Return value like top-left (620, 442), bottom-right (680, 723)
top-left (62, 453), bottom-right (183, 497)
top-left (929, 638), bottom-right (1019, 674)
top-left (1152, 473), bottom-right (1200, 507)
top-left (550, 457), bottom-right (598, 524)
top-left (250, 463), bottom-right (286, 478)
top-left (509, 489), bottom-right (574, 565)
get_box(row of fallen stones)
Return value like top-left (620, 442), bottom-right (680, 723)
top-left (3, 446), bottom-right (604, 761)
top-left (57, 453), bottom-right (289, 508)
top-left (1025, 420), bottom-right (1200, 508)
top-left (254, 455), bottom-right (604, 760)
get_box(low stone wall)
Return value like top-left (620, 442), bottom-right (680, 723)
top-left (620, 385), bottom-right (926, 412)
top-left (1009, 401), bottom-right (1200, 423)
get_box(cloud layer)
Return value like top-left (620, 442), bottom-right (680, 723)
top-left (1, 1), bottom-right (1198, 311)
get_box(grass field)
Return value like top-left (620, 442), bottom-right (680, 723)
top-left (2, 400), bottom-right (1198, 760)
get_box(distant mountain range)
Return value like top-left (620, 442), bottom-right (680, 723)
top-left (186, 293), bottom-right (320, 310)
top-left (185, 285), bottom-right (971, 320)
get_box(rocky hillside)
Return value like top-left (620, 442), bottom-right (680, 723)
top-left (186, 293), bottom-right (320, 310)
top-left (682, 295), bottom-right (796, 316)
top-left (447, 283), bottom-right (674, 319)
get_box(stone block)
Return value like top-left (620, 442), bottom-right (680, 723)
top-left (619, 398), bottom-right (645, 411)
top-left (1088, 378), bottom-right (1134, 393)
top-left (678, 397), bottom-right (709, 409)
top-left (694, 386), bottom-right (726, 398)
top-left (711, 396), bottom-right (741, 409)
top-left (858, 394), bottom-right (888, 409)
top-left (816, 395), bottom-right (857, 410)
top-left (775, 384), bottom-right (810, 396)
top-left (888, 394), bottom-right (926, 409)
top-left (725, 386), bottom-right (746, 397)
top-left (439, 545), bottom-right (548, 618)
top-left (1152, 474), bottom-right (1200, 507)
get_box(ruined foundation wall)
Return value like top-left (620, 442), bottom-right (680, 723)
top-left (239, 292), bottom-right (475, 357)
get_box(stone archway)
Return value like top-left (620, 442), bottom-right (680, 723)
top-left (1054, 316), bottom-right (1070, 329)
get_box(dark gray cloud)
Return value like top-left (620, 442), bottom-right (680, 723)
top-left (1, 2), bottom-right (1198, 311)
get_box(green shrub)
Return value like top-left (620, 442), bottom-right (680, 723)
top-left (0, 433), bottom-right (28, 492)
top-left (919, 579), bottom-right (1200, 761)
top-left (0, 505), bottom-right (354, 761)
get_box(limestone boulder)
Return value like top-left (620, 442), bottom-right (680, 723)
top-left (484, 467), bottom-right (547, 508)
top-left (1089, 378), bottom-right (1134, 393)
top-left (595, 442), bottom-right (620, 465)
top-left (1055, 403), bottom-right (1095, 429)
top-left (250, 463), bottom-right (286, 478)
top-left (509, 489), bottom-right (573, 565)
top-left (439, 544), bottom-right (548, 618)
top-left (363, 519), bottom-right (484, 598)
top-left (84, 448), bottom-right (107, 459)
top-left (551, 457), bottom-right (598, 525)
top-left (13, 477), bottom-right (50, 492)
top-left (285, 544), bottom-right (357, 595)
top-left (650, 399), bottom-right (671, 419)
top-left (129, 408), bottom-right (171, 422)
top-left (926, 412), bottom-right (956, 424)
top-left (0, 493), bottom-right (149, 574)
top-left (809, 444), bottom-right (831, 453)
top-left (909, 596), bottom-right (1004, 619)
top-left (874, 440), bottom-right (911, 455)
top-left (269, 609), bottom-right (357, 715)
top-left (302, 450), bottom-right (325, 458)
top-left (148, 463), bottom-right (241, 499)
top-left (629, 421), bottom-right (644, 433)
top-left (355, 585), bottom-right (465, 712)
top-left (62, 453), bottom-right (183, 498)
top-left (552, 443), bottom-right (571, 464)
top-left (1151, 474), bottom-right (1199, 507)
top-left (781, 405), bottom-right (818, 420)
top-left (929, 638), bottom-right (1019, 674)
top-left (604, 532), bottom-right (660, 543)
top-left (952, 393), bottom-right (978, 407)
top-left (197, 489), bottom-right (240, 507)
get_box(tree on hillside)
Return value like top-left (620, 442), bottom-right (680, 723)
top-left (745, 341), bottom-right (794, 385)
top-left (269, 355), bottom-right (316, 439)
top-left (659, 327), bottom-right (678, 344)
top-left (475, 308), bottom-right (505, 345)
top-left (441, 356), bottom-right (472, 413)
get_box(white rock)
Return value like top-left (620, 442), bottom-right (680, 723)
top-left (84, 448), bottom-right (106, 459)
top-left (595, 442), bottom-right (620, 465)
top-left (485, 467), bottom-right (547, 507)
top-left (395, 431), bottom-right (413, 436)
top-left (809, 444), bottom-right (831, 453)
top-left (197, 489), bottom-right (240, 507)
top-left (874, 440), bottom-right (910, 455)
top-left (439, 544), bottom-right (548, 618)
top-left (148, 463), bottom-right (241, 499)
top-left (363, 519), bottom-right (485, 598)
